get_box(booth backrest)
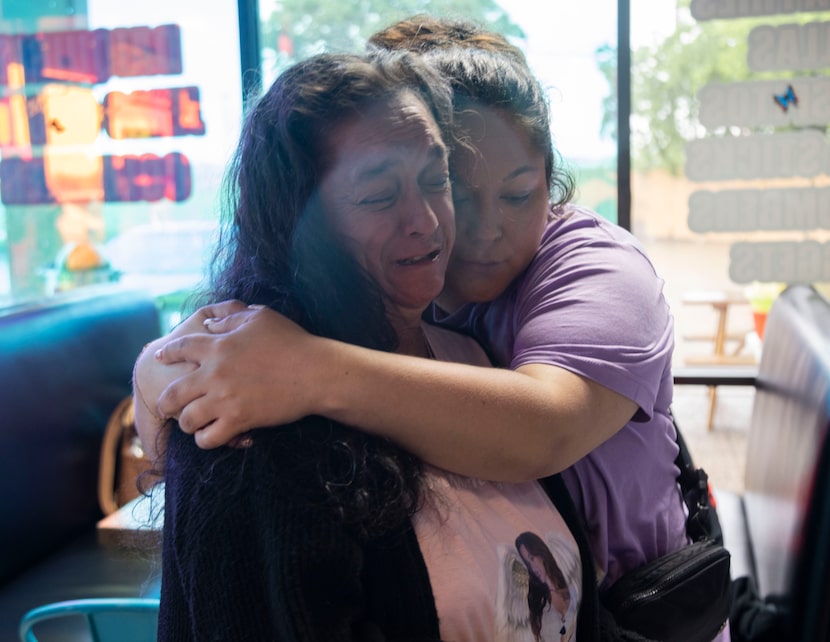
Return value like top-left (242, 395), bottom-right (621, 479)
top-left (0, 286), bottom-right (161, 586)
top-left (743, 284), bottom-right (830, 640)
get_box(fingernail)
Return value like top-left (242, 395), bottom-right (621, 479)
top-left (154, 349), bottom-right (162, 360)
top-left (248, 304), bottom-right (264, 310)
top-left (204, 317), bottom-right (219, 325)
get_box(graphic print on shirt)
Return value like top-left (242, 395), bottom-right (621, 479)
top-left (496, 531), bottom-right (580, 642)
top-left (410, 468), bottom-right (583, 642)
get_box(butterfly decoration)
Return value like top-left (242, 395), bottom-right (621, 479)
top-left (773, 84), bottom-right (798, 112)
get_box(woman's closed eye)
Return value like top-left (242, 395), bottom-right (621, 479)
top-left (358, 190), bottom-right (396, 208)
top-left (451, 185), bottom-right (472, 206)
top-left (421, 172), bottom-right (451, 194)
top-left (502, 191), bottom-right (532, 206)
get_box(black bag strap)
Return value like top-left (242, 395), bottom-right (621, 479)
top-left (672, 413), bottom-right (724, 544)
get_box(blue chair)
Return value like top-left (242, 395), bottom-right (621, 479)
top-left (19, 598), bottom-right (159, 642)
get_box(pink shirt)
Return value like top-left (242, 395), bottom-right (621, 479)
top-left (419, 324), bottom-right (582, 641)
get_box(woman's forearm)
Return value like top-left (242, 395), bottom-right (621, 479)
top-left (154, 306), bottom-right (637, 481)
top-left (309, 339), bottom-right (637, 482)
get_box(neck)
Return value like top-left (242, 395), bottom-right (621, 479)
top-left (386, 300), bottom-right (438, 357)
top-left (395, 323), bottom-right (431, 358)
top-left (435, 291), bottom-right (464, 315)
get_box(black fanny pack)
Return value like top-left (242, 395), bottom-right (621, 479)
top-left (602, 538), bottom-right (731, 642)
top-left (600, 425), bottom-right (732, 642)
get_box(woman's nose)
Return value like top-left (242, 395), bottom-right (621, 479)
top-left (403, 193), bottom-right (440, 236)
top-left (466, 200), bottom-right (502, 243)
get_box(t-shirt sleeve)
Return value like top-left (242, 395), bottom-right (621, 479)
top-left (509, 216), bottom-right (673, 420)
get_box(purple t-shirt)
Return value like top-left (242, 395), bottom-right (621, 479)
top-left (434, 204), bottom-right (688, 588)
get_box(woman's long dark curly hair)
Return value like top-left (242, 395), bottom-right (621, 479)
top-left (173, 51), bottom-right (455, 536)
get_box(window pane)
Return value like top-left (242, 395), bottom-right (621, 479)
top-left (256, 0), bottom-right (618, 221)
top-left (630, 0), bottom-right (830, 367)
top-left (0, 0), bottom-right (243, 329)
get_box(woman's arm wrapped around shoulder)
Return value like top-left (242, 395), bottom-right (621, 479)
top-left (154, 304), bottom-right (637, 482)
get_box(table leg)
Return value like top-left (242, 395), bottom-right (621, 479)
top-left (706, 302), bottom-right (730, 430)
top-left (707, 385), bottom-right (717, 430)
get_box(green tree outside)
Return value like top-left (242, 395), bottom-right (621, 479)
top-left (257, 2), bottom-right (624, 222)
top-left (260, 1), bottom-right (525, 76)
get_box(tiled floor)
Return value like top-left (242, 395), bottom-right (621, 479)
top-left (671, 384), bottom-right (754, 495)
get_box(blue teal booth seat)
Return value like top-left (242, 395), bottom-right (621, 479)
top-left (0, 285), bottom-right (164, 640)
top-left (19, 597), bottom-right (160, 642)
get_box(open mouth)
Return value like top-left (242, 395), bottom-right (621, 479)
top-left (397, 249), bottom-right (440, 266)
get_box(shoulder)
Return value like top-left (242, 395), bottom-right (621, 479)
top-left (537, 204), bottom-right (651, 264)
top-left (503, 205), bottom-right (673, 404)
top-left (516, 204), bottom-right (664, 311)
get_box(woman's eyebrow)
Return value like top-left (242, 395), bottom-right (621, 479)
top-left (502, 165), bottom-right (537, 182)
top-left (355, 158), bottom-right (397, 182)
top-left (355, 142), bottom-right (447, 182)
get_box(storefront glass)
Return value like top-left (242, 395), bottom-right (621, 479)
top-left (8, 0), bottom-right (826, 355)
top-left (0, 0), bottom-right (242, 328)
top-left (629, 0), bottom-right (830, 366)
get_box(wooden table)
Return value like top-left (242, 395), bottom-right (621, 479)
top-left (682, 290), bottom-right (757, 429)
top-left (97, 483), bottom-right (164, 551)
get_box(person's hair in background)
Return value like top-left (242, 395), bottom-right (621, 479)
top-left (368, 14), bottom-right (528, 61)
top-left (182, 50), bottom-right (454, 535)
top-left (516, 531), bottom-right (571, 641)
top-left (368, 14), bottom-right (575, 210)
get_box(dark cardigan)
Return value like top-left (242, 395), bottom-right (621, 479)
top-left (158, 421), bottom-right (605, 642)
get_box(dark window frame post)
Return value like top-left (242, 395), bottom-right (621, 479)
top-left (617, 0), bottom-right (631, 231)
top-left (238, 0), bottom-right (261, 108)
